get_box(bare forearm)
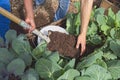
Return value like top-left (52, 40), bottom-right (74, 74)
top-left (24, 0), bottom-right (34, 19)
top-left (24, 0), bottom-right (36, 32)
top-left (80, 0), bottom-right (93, 35)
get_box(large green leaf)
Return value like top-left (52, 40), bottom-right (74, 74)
top-left (35, 58), bottom-right (62, 79)
top-left (87, 22), bottom-right (97, 35)
top-left (64, 58), bottom-right (75, 70)
top-left (0, 48), bottom-right (14, 64)
top-left (7, 58), bottom-right (26, 76)
top-left (115, 11), bottom-right (120, 27)
top-left (66, 13), bottom-right (76, 34)
top-left (22, 68), bottom-right (39, 80)
top-left (89, 34), bottom-right (102, 45)
top-left (42, 50), bottom-right (52, 58)
top-left (103, 51), bottom-right (117, 60)
top-left (115, 28), bottom-right (120, 39)
top-left (76, 51), bottom-right (103, 70)
top-left (107, 60), bottom-right (120, 79)
top-left (110, 28), bottom-right (116, 39)
top-left (12, 34), bottom-right (31, 55)
top-left (115, 11), bottom-right (120, 22)
top-left (47, 52), bottom-right (60, 63)
top-left (22, 74), bottom-right (37, 80)
top-left (94, 7), bottom-right (105, 16)
top-left (96, 59), bottom-right (107, 69)
top-left (19, 53), bottom-right (32, 66)
top-left (74, 1), bottom-right (80, 12)
top-left (5, 30), bottom-right (17, 43)
top-left (107, 8), bottom-right (115, 27)
top-left (100, 24), bottom-right (110, 35)
top-left (83, 65), bottom-right (112, 80)
top-left (96, 14), bottom-right (106, 26)
top-left (57, 69), bottom-right (80, 80)
top-left (74, 13), bottom-right (80, 35)
top-left (92, 7), bottom-right (105, 20)
top-left (32, 41), bottom-right (47, 59)
top-left (110, 40), bottom-right (120, 57)
top-left (110, 28), bottom-right (120, 39)
top-left (66, 12), bottom-right (81, 35)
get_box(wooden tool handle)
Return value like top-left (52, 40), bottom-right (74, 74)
top-left (0, 7), bottom-right (21, 24)
top-left (0, 7), bottom-right (50, 43)
top-left (0, 7), bottom-right (31, 29)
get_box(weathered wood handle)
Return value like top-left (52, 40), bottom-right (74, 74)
top-left (0, 7), bottom-right (50, 43)
top-left (0, 7), bottom-right (21, 24)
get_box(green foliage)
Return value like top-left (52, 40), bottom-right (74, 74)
top-left (100, 24), bottom-right (110, 35)
top-left (96, 59), bottom-right (107, 69)
top-left (0, 48), bottom-right (15, 64)
top-left (76, 51), bottom-right (103, 70)
top-left (5, 30), bottom-right (17, 43)
top-left (107, 60), bottom-right (120, 79)
top-left (47, 52), bottom-right (60, 63)
top-left (82, 65), bottom-right (112, 80)
top-left (0, 30), bottom-right (38, 80)
top-left (75, 76), bottom-right (92, 80)
top-left (57, 69), bottom-right (80, 80)
top-left (66, 2), bottom-right (80, 35)
top-left (35, 58), bottom-right (62, 80)
top-left (32, 41), bottom-right (47, 59)
top-left (96, 14), bottom-right (106, 26)
top-left (12, 34), bottom-right (31, 55)
top-left (21, 68), bottom-right (39, 80)
top-left (103, 52), bottom-right (117, 60)
top-left (110, 40), bottom-right (120, 57)
top-left (64, 58), bottom-right (75, 70)
top-left (66, 13), bottom-right (80, 35)
top-left (107, 8), bottom-right (115, 27)
top-left (7, 58), bottom-right (26, 75)
top-left (1, 6), bottom-right (120, 80)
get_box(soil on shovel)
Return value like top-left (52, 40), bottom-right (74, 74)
top-left (47, 31), bottom-right (80, 58)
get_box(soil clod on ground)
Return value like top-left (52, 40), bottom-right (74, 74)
top-left (47, 31), bottom-right (80, 58)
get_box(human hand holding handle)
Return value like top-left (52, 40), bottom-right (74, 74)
top-left (25, 17), bottom-right (36, 33)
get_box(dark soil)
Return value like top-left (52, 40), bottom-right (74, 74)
top-left (10, 0), bottom-right (78, 30)
top-left (8, 73), bottom-right (21, 80)
top-left (47, 31), bottom-right (80, 58)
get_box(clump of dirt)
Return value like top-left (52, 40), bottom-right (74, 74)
top-left (47, 31), bottom-right (80, 58)
top-left (34, 0), bottom-right (59, 28)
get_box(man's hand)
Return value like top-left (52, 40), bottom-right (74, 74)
top-left (25, 17), bottom-right (36, 33)
top-left (76, 34), bottom-right (86, 56)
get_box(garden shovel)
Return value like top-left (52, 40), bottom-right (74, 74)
top-left (0, 7), bottom-right (51, 43)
